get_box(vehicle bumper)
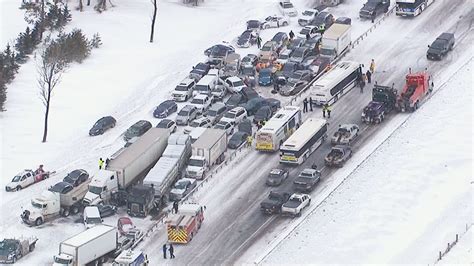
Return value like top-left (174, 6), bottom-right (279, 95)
top-left (426, 53), bottom-right (441, 60)
top-left (281, 210), bottom-right (298, 217)
top-left (294, 186), bottom-right (312, 192)
top-left (173, 95), bottom-right (187, 102)
top-left (5, 186), bottom-right (14, 192)
top-left (0, 258), bottom-right (15, 264)
top-left (359, 12), bottom-right (374, 19)
top-left (176, 120), bottom-right (188, 126)
top-left (260, 208), bottom-right (278, 214)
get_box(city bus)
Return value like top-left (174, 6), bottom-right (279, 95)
top-left (280, 118), bottom-right (328, 165)
top-left (255, 106), bottom-right (302, 152)
top-left (395, 0), bottom-right (434, 17)
top-left (310, 61), bottom-right (362, 106)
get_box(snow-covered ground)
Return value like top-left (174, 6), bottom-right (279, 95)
top-left (258, 58), bottom-right (473, 264)
top-left (0, 0), bottom-right (27, 46)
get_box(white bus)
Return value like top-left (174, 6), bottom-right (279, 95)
top-left (310, 61), bottom-right (362, 106)
top-left (255, 106), bottom-right (302, 152)
top-left (396, 0), bottom-right (434, 17)
top-left (280, 118), bottom-right (328, 165)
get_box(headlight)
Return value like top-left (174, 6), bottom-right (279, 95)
top-left (8, 253), bottom-right (14, 259)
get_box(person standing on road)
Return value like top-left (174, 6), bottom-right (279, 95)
top-left (256, 36), bottom-right (262, 49)
top-left (289, 30), bottom-right (295, 40)
top-left (162, 244), bottom-right (167, 259)
top-left (360, 73), bottom-right (366, 93)
top-left (99, 158), bottom-right (104, 170)
top-left (306, 33), bottom-right (311, 40)
top-left (326, 104), bottom-right (332, 118)
top-left (322, 104), bottom-right (327, 118)
top-left (246, 135), bottom-right (253, 147)
top-left (366, 69), bottom-right (372, 83)
top-left (309, 97), bottom-right (314, 111)
top-left (169, 244), bottom-right (175, 259)
top-left (369, 59), bottom-right (375, 73)
top-left (173, 201), bottom-right (179, 214)
top-left (303, 98), bottom-right (308, 113)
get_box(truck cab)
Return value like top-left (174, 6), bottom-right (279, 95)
top-left (186, 156), bottom-right (207, 180)
top-left (83, 170), bottom-right (119, 206)
top-left (21, 190), bottom-right (60, 226)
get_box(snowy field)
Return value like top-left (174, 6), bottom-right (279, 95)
top-left (258, 58), bottom-right (473, 264)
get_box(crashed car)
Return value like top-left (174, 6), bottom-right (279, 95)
top-left (265, 168), bottom-right (289, 186)
top-left (237, 30), bottom-right (257, 48)
top-left (324, 145), bottom-right (353, 167)
top-left (331, 124), bottom-right (360, 145)
top-left (260, 191), bottom-right (291, 214)
top-left (281, 193), bottom-right (311, 217)
top-left (260, 16), bottom-right (289, 29)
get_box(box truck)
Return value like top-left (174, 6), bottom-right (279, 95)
top-left (320, 23), bottom-right (351, 61)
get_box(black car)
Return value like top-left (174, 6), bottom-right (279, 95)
top-left (98, 204), bottom-right (117, 218)
top-left (246, 20), bottom-right (261, 31)
top-left (241, 87), bottom-right (259, 101)
top-left (207, 44), bottom-right (235, 58)
top-left (124, 120), bottom-right (152, 141)
top-left (359, 0), bottom-right (389, 19)
top-left (427, 33), bottom-right (455, 60)
top-left (265, 168), bottom-right (289, 186)
top-left (253, 106), bottom-right (272, 124)
top-left (238, 118), bottom-right (253, 135)
top-left (309, 55), bottom-right (331, 74)
top-left (276, 62), bottom-right (302, 80)
top-left (153, 100), bottom-right (178, 118)
top-left (156, 119), bottom-right (176, 132)
top-left (227, 131), bottom-right (249, 149)
top-left (260, 191), bottom-right (291, 214)
top-left (63, 169), bottom-right (89, 187)
top-left (240, 97), bottom-right (267, 115)
top-left (303, 35), bottom-right (322, 55)
top-left (49, 181), bottom-right (74, 194)
top-left (89, 116), bottom-right (116, 136)
top-left (226, 94), bottom-right (247, 109)
top-left (310, 11), bottom-right (334, 31)
top-left (264, 98), bottom-right (281, 112)
top-left (237, 30), bottom-right (257, 48)
top-left (189, 62), bottom-right (210, 81)
top-left (271, 32), bottom-right (289, 50)
top-left (289, 69), bottom-right (314, 82)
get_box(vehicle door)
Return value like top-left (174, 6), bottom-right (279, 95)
top-left (23, 172), bottom-right (33, 186)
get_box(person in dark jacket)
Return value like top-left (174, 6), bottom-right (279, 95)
top-left (303, 98), bottom-right (308, 113)
top-left (289, 30), bottom-right (295, 40)
top-left (173, 201), bottom-right (179, 214)
top-left (256, 36), bottom-right (262, 49)
top-left (309, 97), bottom-right (314, 111)
top-left (163, 244), bottom-right (167, 259)
top-left (306, 33), bottom-right (311, 40)
top-left (273, 81), bottom-right (279, 93)
top-left (366, 69), bottom-right (372, 83)
top-left (169, 244), bottom-right (175, 259)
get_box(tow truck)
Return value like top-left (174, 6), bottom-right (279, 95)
top-left (395, 69), bottom-right (433, 112)
top-left (0, 237), bottom-right (38, 263)
top-left (325, 145), bottom-right (352, 167)
top-left (5, 167), bottom-right (54, 192)
top-left (166, 203), bottom-right (205, 244)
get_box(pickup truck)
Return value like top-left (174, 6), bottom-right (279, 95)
top-left (293, 169), bottom-right (321, 192)
top-left (427, 32), bottom-right (455, 60)
top-left (5, 168), bottom-right (53, 192)
top-left (281, 193), bottom-right (311, 217)
top-left (260, 191), bottom-right (291, 214)
top-left (0, 237), bottom-right (38, 263)
top-left (331, 124), bottom-right (359, 145)
top-left (325, 145), bottom-right (352, 167)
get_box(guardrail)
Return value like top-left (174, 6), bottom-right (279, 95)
top-left (143, 7), bottom-right (397, 240)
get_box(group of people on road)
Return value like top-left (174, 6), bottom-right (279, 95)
top-left (358, 59), bottom-right (376, 93)
top-left (163, 243), bottom-right (175, 259)
top-left (256, 120), bottom-right (266, 130)
top-left (98, 157), bottom-right (110, 169)
top-left (302, 97), bottom-right (314, 113)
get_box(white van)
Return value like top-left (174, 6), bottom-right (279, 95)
top-left (195, 74), bottom-right (218, 95)
top-left (83, 206), bottom-right (102, 228)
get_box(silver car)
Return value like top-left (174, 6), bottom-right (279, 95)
top-left (176, 105), bottom-right (198, 126)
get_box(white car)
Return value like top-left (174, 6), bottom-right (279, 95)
top-left (155, 119), bottom-right (177, 133)
top-left (190, 94), bottom-right (213, 114)
top-left (224, 76), bottom-right (247, 93)
top-left (260, 16), bottom-right (290, 29)
top-left (298, 9), bottom-right (320, 26)
top-left (169, 178), bottom-right (197, 201)
top-left (279, 1), bottom-right (297, 17)
top-left (281, 193), bottom-right (311, 217)
top-left (184, 117), bottom-right (212, 134)
top-left (331, 124), bottom-right (360, 145)
top-left (213, 120), bottom-right (235, 135)
top-left (298, 26), bottom-right (320, 39)
top-left (220, 107), bottom-right (247, 125)
top-left (172, 78), bottom-right (195, 102)
top-left (276, 49), bottom-right (292, 65)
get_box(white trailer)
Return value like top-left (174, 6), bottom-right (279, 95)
top-left (128, 134), bottom-right (192, 215)
top-left (320, 23), bottom-right (351, 60)
top-left (186, 129), bottom-right (227, 180)
top-left (53, 224), bottom-right (117, 266)
top-left (83, 128), bottom-right (170, 205)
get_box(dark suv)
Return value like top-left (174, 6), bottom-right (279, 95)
top-left (310, 11), bottom-right (334, 32)
top-left (123, 120), bottom-right (152, 141)
top-left (63, 169), bottom-right (89, 187)
top-left (89, 116), bottom-right (116, 136)
top-left (427, 33), bottom-right (455, 60)
top-left (359, 0), bottom-right (390, 20)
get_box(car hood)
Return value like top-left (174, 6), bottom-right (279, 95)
top-left (361, 5), bottom-right (376, 12)
top-left (294, 177), bottom-right (312, 185)
top-left (261, 199), bottom-right (280, 207)
top-left (170, 188), bottom-right (185, 196)
top-left (427, 47), bottom-right (442, 55)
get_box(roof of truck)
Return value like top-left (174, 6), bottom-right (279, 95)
top-left (143, 157), bottom-right (180, 186)
top-left (162, 144), bottom-right (187, 158)
top-left (193, 128), bottom-right (226, 149)
top-left (168, 133), bottom-right (190, 145)
top-left (323, 23), bottom-right (351, 39)
top-left (107, 128), bottom-right (169, 170)
top-left (62, 224), bottom-right (115, 247)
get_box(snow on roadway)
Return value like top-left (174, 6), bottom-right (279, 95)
top-left (439, 227), bottom-right (472, 264)
top-left (257, 58), bottom-right (473, 264)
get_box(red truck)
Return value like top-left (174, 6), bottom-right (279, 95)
top-left (166, 204), bottom-right (205, 244)
top-left (395, 69), bottom-right (433, 112)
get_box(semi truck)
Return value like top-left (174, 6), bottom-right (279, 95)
top-left (362, 84), bottom-right (397, 124)
top-left (319, 23), bottom-right (351, 61)
top-left (185, 129), bottom-right (227, 180)
top-left (21, 180), bottom-right (91, 226)
top-left (0, 237), bottom-right (38, 263)
top-left (53, 224), bottom-right (117, 266)
top-left (128, 134), bottom-right (192, 216)
top-left (83, 128), bottom-right (170, 206)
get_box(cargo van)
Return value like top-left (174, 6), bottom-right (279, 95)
top-left (195, 74), bottom-right (218, 95)
top-left (83, 206), bottom-right (102, 228)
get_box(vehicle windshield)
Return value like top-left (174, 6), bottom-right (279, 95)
top-left (282, 64), bottom-right (294, 72)
top-left (261, 45), bottom-right (272, 51)
top-left (210, 46), bottom-right (229, 57)
top-left (86, 217), bottom-right (102, 224)
top-left (242, 68), bottom-right (254, 75)
top-left (129, 126), bottom-right (141, 134)
top-left (178, 110), bottom-right (189, 116)
top-left (300, 172), bottom-right (314, 178)
top-left (232, 80), bottom-right (244, 87)
top-left (215, 124), bottom-right (226, 129)
top-left (302, 10), bottom-right (315, 16)
top-left (269, 194), bottom-right (281, 201)
top-left (89, 186), bottom-right (103, 194)
top-left (12, 175), bottom-right (21, 182)
top-left (300, 28), bottom-right (311, 35)
top-left (292, 49), bottom-right (304, 57)
top-left (188, 159), bottom-right (204, 167)
top-left (224, 112), bottom-right (235, 118)
top-left (289, 197), bottom-right (301, 203)
top-left (175, 85), bottom-right (188, 91)
top-left (207, 110), bottom-right (218, 116)
top-left (283, 2), bottom-right (294, 8)
top-left (195, 85), bottom-right (209, 92)
top-left (191, 99), bottom-right (204, 104)
top-left (279, 53), bottom-right (290, 59)
top-left (269, 173), bottom-right (281, 179)
top-left (431, 40), bottom-right (446, 49)
top-left (242, 57), bottom-right (252, 63)
top-left (175, 182), bottom-right (188, 190)
top-left (320, 48), bottom-right (334, 56)
top-left (31, 200), bottom-right (45, 209)
top-left (54, 257), bottom-right (72, 264)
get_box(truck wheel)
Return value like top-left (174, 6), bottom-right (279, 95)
top-left (308, 199), bottom-right (311, 205)
top-left (35, 218), bottom-right (43, 226)
top-left (16, 186), bottom-right (22, 191)
top-left (282, 21), bottom-right (288, 26)
top-left (71, 206), bottom-right (80, 215)
top-left (29, 243), bottom-right (36, 252)
top-left (12, 256), bottom-right (16, 263)
top-left (63, 209), bottom-right (70, 217)
top-left (296, 212), bottom-right (302, 217)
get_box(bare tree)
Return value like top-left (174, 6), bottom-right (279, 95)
top-left (150, 0), bottom-right (157, 43)
top-left (37, 43), bottom-right (66, 142)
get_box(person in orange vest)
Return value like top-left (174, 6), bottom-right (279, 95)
top-left (369, 59), bottom-right (375, 73)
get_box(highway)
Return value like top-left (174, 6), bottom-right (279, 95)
top-left (145, 1), bottom-right (474, 264)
